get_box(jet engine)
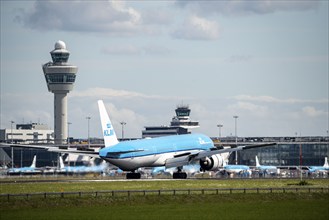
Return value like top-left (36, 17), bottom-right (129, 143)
top-left (200, 154), bottom-right (223, 171)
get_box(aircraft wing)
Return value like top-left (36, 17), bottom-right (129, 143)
top-left (0, 143), bottom-right (100, 158)
top-left (0, 143), bottom-right (54, 150)
top-left (165, 143), bottom-right (276, 168)
top-left (193, 142), bottom-right (277, 160)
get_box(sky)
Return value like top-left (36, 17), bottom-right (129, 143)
top-left (1, 0), bottom-right (328, 139)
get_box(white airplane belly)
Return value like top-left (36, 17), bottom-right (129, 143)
top-left (107, 154), bottom-right (162, 171)
top-left (106, 150), bottom-right (196, 171)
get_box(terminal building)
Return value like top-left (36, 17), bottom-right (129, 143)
top-left (0, 123), bottom-right (55, 168)
top-left (0, 123), bottom-right (54, 144)
top-left (217, 136), bottom-right (329, 167)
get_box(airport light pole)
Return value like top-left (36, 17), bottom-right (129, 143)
top-left (86, 117), bottom-right (91, 148)
top-left (20, 149), bottom-right (23, 168)
top-left (299, 143), bottom-right (303, 182)
top-left (10, 121), bottom-right (15, 168)
top-left (217, 124), bottom-right (223, 139)
top-left (120, 122), bottom-right (126, 140)
top-left (67, 122), bottom-right (72, 147)
top-left (233, 116), bottom-right (239, 165)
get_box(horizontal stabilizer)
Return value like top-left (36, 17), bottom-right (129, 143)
top-left (0, 143), bottom-right (52, 150)
top-left (47, 148), bottom-right (100, 158)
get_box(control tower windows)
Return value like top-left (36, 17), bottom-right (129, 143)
top-left (51, 53), bottom-right (69, 63)
top-left (46, 73), bottom-right (76, 83)
top-left (176, 109), bottom-right (190, 117)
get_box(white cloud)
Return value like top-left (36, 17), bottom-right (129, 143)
top-left (101, 44), bottom-right (173, 56)
top-left (302, 106), bottom-right (327, 117)
top-left (229, 101), bottom-right (268, 112)
top-left (70, 87), bottom-right (171, 100)
top-left (16, 1), bottom-right (142, 35)
top-left (101, 102), bottom-right (147, 138)
top-left (175, 0), bottom-right (320, 16)
top-left (233, 95), bottom-right (328, 104)
top-left (101, 45), bottom-right (141, 55)
top-left (141, 7), bottom-right (175, 25)
top-left (171, 15), bottom-right (220, 40)
top-left (0, 93), bottom-right (53, 129)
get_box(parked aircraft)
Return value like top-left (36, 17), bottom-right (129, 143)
top-left (308, 157), bottom-right (329, 173)
top-left (3, 100), bottom-right (274, 179)
top-left (56, 156), bottom-right (108, 174)
top-left (255, 156), bottom-right (278, 175)
top-left (7, 155), bottom-right (41, 175)
top-left (222, 159), bottom-right (251, 176)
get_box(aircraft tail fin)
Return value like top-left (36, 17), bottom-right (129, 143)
top-left (98, 100), bottom-right (119, 147)
top-left (223, 159), bottom-right (227, 167)
top-left (220, 147), bottom-right (231, 165)
top-left (255, 156), bottom-right (260, 167)
top-left (30, 155), bottom-right (37, 168)
top-left (324, 157), bottom-right (328, 168)
top-left (59, 156), bottom-right (65, 169)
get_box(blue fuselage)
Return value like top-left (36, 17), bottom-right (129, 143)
top-left (99, 133), bottom-right (214, 171)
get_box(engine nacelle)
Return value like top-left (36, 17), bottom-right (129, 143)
top-left (199, 154), bottom-right (223, 171)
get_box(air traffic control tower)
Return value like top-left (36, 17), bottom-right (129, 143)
top-left (42, 40), bottom-right (78, 144)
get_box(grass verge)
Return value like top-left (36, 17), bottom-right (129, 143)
top-left (1, 193), bottom-right (328, 220)
top-left (1, 178), bottom-right (329, 194)
top-left (1, 178), bottom-right (328, 219)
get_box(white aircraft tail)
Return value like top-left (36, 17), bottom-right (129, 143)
top-left (98, 100), bottom-right (119, 147)
top-left (324, 157), bottom-right (328, 168)
top-left (223, 159), bottom-right (227, 166)
top-left (221, 147), bottom-right (230, 166)
top-left (255, 156), bottom-right (261, 167)
top-left (59, 156), bottom-right (65, 169)
top-left (30, 155), bottom-right (37, 168)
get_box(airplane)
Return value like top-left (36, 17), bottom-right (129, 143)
top-left (2, 100), bottom-right (275, 179)
top-left (255, 155), bottom-right (278, 175)
top-left (96, 100), bottom-right (275, 179)
top-left (221, 159), bottom-right (251, 177)
top-left (308, 157), bottom-right (329, 174)
top-left (56, 156), bottom-right (108, 174)
top-left (7, 155), bottom-right (42, 175)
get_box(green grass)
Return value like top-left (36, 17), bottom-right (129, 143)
top-left (1, 178), bottom-right (328, 220)
top-left (1, 193), bottom-right (328, 220)
top-left (1, 178), bottom-right (328, 194)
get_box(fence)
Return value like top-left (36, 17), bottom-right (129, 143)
top-left (1, 187), bottom-right (328, 201)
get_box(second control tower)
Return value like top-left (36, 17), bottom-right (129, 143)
top-left (42, 40), bottom-right (78, 144)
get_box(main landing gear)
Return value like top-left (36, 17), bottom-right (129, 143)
top-left (126, 172), bottom-right (141, 179)
top-left (173, 167), bottom-right (187, 179)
